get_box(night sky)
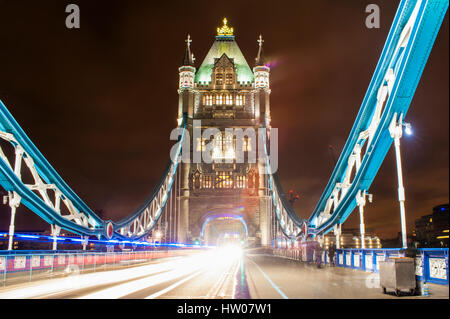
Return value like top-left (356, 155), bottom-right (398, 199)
top-left (0, 0), bottom-right (448, 239)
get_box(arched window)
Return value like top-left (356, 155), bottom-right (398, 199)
top-left (202, 175), bottom-right (212, 188)
top-left (205, 95), bottom-right (212, 106)
top-left (225, 95), bottom-right (233, 105)
top-left (236, 94), bottom-right (243, 106)
top-left (216, 94), bottom-right (223, 105)
top-left (193, 171), bottom-right (201, 190)
top-left (236, 175), bottom-right (247, 188)
top-left (216, 171), bottom-right (233, 189)
top-left (225, 73), bottom-right (233, 85)
top-left (216, 73), bottom-right (223, 85)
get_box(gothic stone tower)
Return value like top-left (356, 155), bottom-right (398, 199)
top-left (177, 19), bottom-right (272, 247)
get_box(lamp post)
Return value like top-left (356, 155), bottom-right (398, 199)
top-left (356, 190), bottom-right (373, 249)
top-left (389, 113), bottom-right (412, 249)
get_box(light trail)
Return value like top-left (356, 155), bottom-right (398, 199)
top-left (0, 246), bottom-right (244, 299)
top-left (0, 256), bottom-right (186, 299)
top-left (144, 270), bottom-right (204, 299)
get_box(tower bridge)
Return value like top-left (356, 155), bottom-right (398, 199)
top-left (176, 19), bottom-right (273, 246)
top-left (0, 0), bottom-right (448, 300)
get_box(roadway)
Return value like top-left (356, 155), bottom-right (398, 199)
top-left (0, 248), bottom-right (447, 299)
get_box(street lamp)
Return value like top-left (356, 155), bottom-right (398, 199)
top-left (389, 113), bottom-right (411, 249)
top-left (404, 122), bottom-right (413, 136)
top-left (154, 230), bottom-right (162, 244)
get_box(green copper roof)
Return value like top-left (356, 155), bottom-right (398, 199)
top-left (195, 38), bottom-right (254, 84)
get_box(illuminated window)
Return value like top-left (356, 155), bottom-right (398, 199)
top-left (202, 175), bottom-right (212, 188)
top-left (225, 73), bottom-right (233, 85)
top-left (212, 133), bottom-right (223, 159)
top-left (236, 175), bottom-right (247, 188)
top-left (216, 94), bottom-right (223, 105)
top-left (236, 94), bottom-right (243, 106)
top-left (216, 171), bottom-right (233, 189)
top-left (216, 73), bottom-right (223, 85)
top-left (224, 132), bottom-right (235, 159)
top-left (196, 138), bottom-right (206, 152)
top-left (225, 95), bottom-right (233, 105)
top-left (193, 171), bottom-right (201, 189)
top-left (205, 95), bottom-right (212, 106)
top-left (212, 131), bottom-right (235, 161)
top-left (243, 137), bottom-right (252, 151)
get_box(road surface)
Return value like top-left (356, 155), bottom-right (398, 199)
top-left (0, 248), bottom-right (447, 299)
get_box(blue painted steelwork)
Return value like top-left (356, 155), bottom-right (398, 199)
top-left (264, 0), bottom-right (448, 238)
top-left (0, 100), bottom-right (187, 239)
top-left (273, 247), bottom-right (448, 285)
top-left (308, 0), bottom-right (448, 235)
top-left (0, 99), bottom-right (103, 235)
top-left (0, 232), bottom-right (208, 250)
top-left (334, 248), bottom-right (449, 285)
top-left (0, 0), bottom-right (447, 243)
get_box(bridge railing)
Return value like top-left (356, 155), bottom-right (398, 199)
top-left (0, 248), bottom-right (201, 287)
top-left (271, 247), bottom-right (448, 285)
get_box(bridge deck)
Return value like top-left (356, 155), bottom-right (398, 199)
top-left (246, 254), bottom-right (448, 299)
top-left (0, 251), bottom-right (447, 299)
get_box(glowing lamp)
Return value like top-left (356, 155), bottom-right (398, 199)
top-left (403, 122), bottom-right (413, 135)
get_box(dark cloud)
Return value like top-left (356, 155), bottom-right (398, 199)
top-left (0, 0), bottom-right (448, 239)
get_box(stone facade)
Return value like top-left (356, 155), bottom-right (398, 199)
top-left (176, 21), bottom-right (272, 247)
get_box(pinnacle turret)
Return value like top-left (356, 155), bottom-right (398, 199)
top-left (255, 35), bottom-right (265, 66)
top-left (182, 34), bottom-right (195, 66)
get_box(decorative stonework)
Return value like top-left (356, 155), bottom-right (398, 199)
top-left (217, 18), bottom-right (234, 37)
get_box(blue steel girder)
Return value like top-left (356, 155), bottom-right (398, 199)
top-left (0, 0), bottom-right (447, 243)
top-left (264, 0), bottom-right (448, 240)
top-left (307, 0), bottom-right (448, 236)
top-left (0, 98), bottom-right (187, 240)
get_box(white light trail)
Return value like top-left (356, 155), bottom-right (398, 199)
top-left (0, 247), bottom-right (243, 299)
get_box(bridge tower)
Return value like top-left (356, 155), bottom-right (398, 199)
top-left (176, 19), bottom-right (272, 247)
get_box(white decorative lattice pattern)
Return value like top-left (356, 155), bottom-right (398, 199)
top-left (346, 254), bottom-right (351, 266)
top-left (44, 255), bottom-right (53, 266)
top-left (339, 254), bottom-right (344, 265)
top-left (354, 254), bottom-right (361, 268)
top-left (365, 255), bottom-right (373, 270)
top-left (376, 255), bottom-right (385, 270)
top-left (14, 256), bottom-right (26, 269)
top-left (31, 256), bottom-right (40, 268)
top-left (58, 255), bottom-right (65, 265)
top-left (415, 257), bottom-right (423, 276)
top-left (429, 258), bottom-right (447, 280)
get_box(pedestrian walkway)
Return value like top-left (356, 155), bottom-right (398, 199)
top-left (245, 254), bottom-right (448, 299)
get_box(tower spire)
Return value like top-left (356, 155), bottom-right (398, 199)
top-left (255, 34), bottom-right (265, 66)
top-left (182, 34), bottom-right (195, 66)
